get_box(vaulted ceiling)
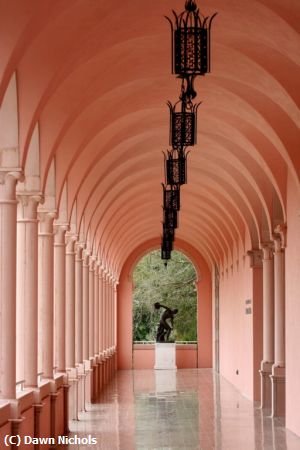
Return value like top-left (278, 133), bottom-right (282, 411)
top-left (1, 0), bottom-right (299, 276)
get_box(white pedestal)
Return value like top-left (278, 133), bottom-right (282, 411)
top-left (154, 343), bottom-right (177, 370)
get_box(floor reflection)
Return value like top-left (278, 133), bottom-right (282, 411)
top-left (134, 390), bottom-right (199, 449)
top-left (60, 369), bottom-right (300, 450)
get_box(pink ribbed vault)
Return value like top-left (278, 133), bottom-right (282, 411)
top-left (1, 0), bottom-right (299, 277)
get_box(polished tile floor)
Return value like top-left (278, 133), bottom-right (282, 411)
top-left (61, 369), bottom-right (300, 450)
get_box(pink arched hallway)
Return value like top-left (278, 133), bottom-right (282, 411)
top-left (0, 0), bottom-right (300, 449)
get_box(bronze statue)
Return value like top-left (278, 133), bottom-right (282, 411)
top-left (154, 302), bottom-right (178, 342)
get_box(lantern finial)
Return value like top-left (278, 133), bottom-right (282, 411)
top-left (185, 0), bottom-right (197, 12)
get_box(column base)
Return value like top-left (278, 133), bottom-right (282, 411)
top-left (67, 368), bottom-right (79, 421)
top-left (259, 361), bottom-right (273, 409)
top-left (8, 417), bottom-right (25, 449)
top-left (270, 365), bottom-right (285, 417)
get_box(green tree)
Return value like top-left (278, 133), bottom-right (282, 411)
top-left (133, 250), bottom-right (197, 341)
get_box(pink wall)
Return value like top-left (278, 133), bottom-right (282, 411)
top-left (19, 407), bottom-right (34, 450)
top-left (176, 345), bottom-right (198, 368)
top-left (133, 345), bottom-right (155, 369)
top-left (252, 267), bottom-right (263, 401)
top-left (55, 387), bottom-right (65, 438)
top-left (117, 238), bottom-right (212, 370)
top-left (219, 239), bottom-right (263, 401)
top-left (133, 344), bottom-right (198, 369)
top-left (39, 396), bottom-right (51, 444)
top-left (197, 276), bottom-right (212, 367)
top-left (285, 172), bottom-right (300, 437)
top-left (0, 423), bottom-right (11, 448)
top-left (117, 274), bottom-right (133, 369)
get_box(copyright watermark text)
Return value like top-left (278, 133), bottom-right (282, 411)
top-left (4, 434), bottom-right (97, 446)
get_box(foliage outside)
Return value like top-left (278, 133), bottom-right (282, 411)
top-left (133, 250), bottom-right (197, 342)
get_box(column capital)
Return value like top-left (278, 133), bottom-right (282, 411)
top-left (54, 223), bottom-right (69, 245)
top-left (98, 264), bottom-right (105, 279)
top-left (16, 191), bottom-right (44, 204)
top-left (54, 222), bottom-right (69, 233)
top-left (38, 210), bottom-right (57, 234)
top-left (0, 169), bottom-right (23, 201)
top-left (260, 242), bottom-right (274, 260)
top-left (65, 232), bottom-right (77, 254)
top-left (89, 255), bottom-right (96, 271)
top-left (17, 192), bottom-right (44, 221)
top-left (273, 223), bottom-right (287, 251)
top-left (83, 249), bottom-right (90, 266)
top-left (246, 248), bottom-right (262, 268)
top-left (0, 169), bottom-right (23, 184)
top-left (75, 242), bottom-right (84, 261)
top-left (94, 260), bottom-right (101, 276)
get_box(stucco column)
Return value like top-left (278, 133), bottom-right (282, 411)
top-left (82, 250), bottom-right (90, 361)
top-left (110, 277), bottom-right (114, 348)
top-left (98, 268), bottom-right (103, 353)
top-left (106, 274), bottom-right (110, 350)
top-left (65, 233), bottom-right (77, 369)
top-left (100, 268), bottom-right (105, 353)
top-left (103, 274), bottom-right (108, 351)
top-left (38, 210), bottom-right (56, 379)
top-left (88, 257), bottom-right (95, 358)
top-left (273, 238), bottom-right (285, 367)
top-left (106, 276), bottom-right (111, 349)
top-left (113, 282), bottom-right (118, 348)
top-left (271, 225), bottom-right (286, 417)
top-left (0, 171), bottom-right (22, 399)
top-left (94, 262), bottom-right (100, 355)
top-left (260, 244), bottom-right (274, 408)
top-left (54, 224), bottom-right (68, 372)
top-left (75, 244), bottom-right (83, 365)
top-left (17, 193), bottom-right (42, 387)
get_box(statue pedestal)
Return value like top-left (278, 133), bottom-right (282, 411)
top-left (154, 343), bottom-right (177, 370)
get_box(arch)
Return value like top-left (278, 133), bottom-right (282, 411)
top-left (0, 72), bottom-right (19, 168)
top-left (117, 238), bottom-right (212, 370)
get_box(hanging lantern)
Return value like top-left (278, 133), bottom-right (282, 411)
top-left (168, 100), bottom-right (200, 149)
top-left (162, 183), bottom-right (180, 211)
top-left (165, 149), bottom-right (188, 186)
top-left (162, 236), bottom-right (174, 252)
top-left (163, 207), bottom-right (178, 229)
top-left (161, 247), bottom-right (171, 262)
top-left (166, 0), bottom-right (217, 98)
top-left (163, 222), bottom-right (175, 242)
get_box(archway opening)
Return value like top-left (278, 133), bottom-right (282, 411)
top-left (132, 249), bottom-right (197, 343)
top-left (117, 237), bottom-right (212, 370)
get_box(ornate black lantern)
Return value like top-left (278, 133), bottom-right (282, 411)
top-left (168, 100), bottom-right (200, 149)
top-left (163, 222), bottom-right (175, 242)
top-left (165, 149), bottom-right (188, 186)
top-left (162, 236), bottom-right (174, 252)
top-left (166, 0), bottom-right (217, 98)
top-left (161, 247), bottom-right (171, 262)
top-left (163, 207), bottom-right (178, 229)
top-left (162, 183), bottom-right (180, 211)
